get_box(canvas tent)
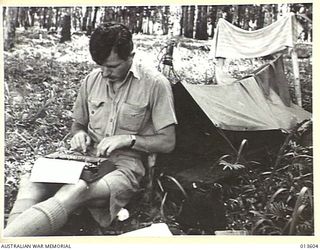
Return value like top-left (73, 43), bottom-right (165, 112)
top-left (159, 14), bottom-right (311, 174)
top-left (180, 71), bottom-right (311, 132)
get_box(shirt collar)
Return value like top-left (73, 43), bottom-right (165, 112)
top-left (128, 56), bottom-right (141, 80)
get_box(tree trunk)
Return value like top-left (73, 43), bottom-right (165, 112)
top-left (145, 7), bottom-right (151, 34)
top-left (195, 6), bottom-right (208, 40)
top-left (237, 5), bottom-right (244, 28)
top-left (30, 7), bottom-right (36, 27)
top-left (41, 7), bottom-right (48, 29)
top-left (82, 7), bottom-right (89, 31)
top-left (55, 7), bottom-right (60, 30)
top-left (86, 7), bottom-right (93, 35)
top-left (47, 7), bottom-right (54, 30)
top-left (136, 7), bottom-right (144, 33)
top-left (91, 7), bottom-right (99, 31)
top-left (60, 10), bottom-right (71, 43)
top-left (181, 6), bottom-right (188, 36)
top-left (272, 4), bottom-right (278, 22)
top-left (3, 7), bottom-right (6, 18)
top-left (210, 6), bottom-right (217, 38)
top-left (20, 7), bottom-right (30, 30)
top-left (15, 7), bottom-right (20, 27)
top-left (162, 6), bottom-right (170, 35)
top-left (232, 5), bottom-right (239, 26)
top-left (115, 6), bottom-right (122, 23)
top-left (256, 5), bottom-right (264, 29)
top-left (185, 5), bottom-right (195, 38)
top-left (4, 7), bottom-right (18, 51)
top-left (127, 7), bottom-right (137, 34)
top-left (222, 5), bottom-right (233, 23)
top-left (243, 6), bottom-right (250, 30)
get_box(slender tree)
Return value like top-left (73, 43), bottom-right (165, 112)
top-left (162, 6), bottom-right (170, 35)
top-left (195, 5), bottom-right (208, 40)
top-left (60, 8), bottom-right (71, 43)
top-left (256, 4), bottom-right (264, 29)
top-left (272, 4), bottom-right (278, 22)
top-left (3, 6), bottom-right (6, 19)
top-left (82, 7), bottom-right (89, 31)
top-left (210, 6), bottom-right (218, 37)
top-left (47, 7), bottom-right (54, 31)
top-left (86, 7), bottom-right (93, 35)
top-left (91, 7), bottom-right (99, 31)
top-left (181, 6), bottom-right (188, 36)
top-left (30, 7), bottom-right (37, 27)
top-left (4, 7), bottom-right (18, 51)
top-left (42, 7), bottom-right (48, 29)
top-left (127, 6), bottom-right (137, 34)
top-left (232, 5), bottom-right (240, 26)
top-left (54, 7), bottom-right (61, 30)
top-left (15, 7), bottom-right (20, 27)
top-left (19, 7), bottom-right (30, 30)
top-left (185, 5), bottom-right (195, 38)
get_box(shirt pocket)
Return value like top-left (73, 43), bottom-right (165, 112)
top-left (88, 99), bottom-right (107, 129)
top-left (118, 102), bottom-right (147, 132)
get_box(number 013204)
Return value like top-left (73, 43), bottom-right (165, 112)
top-left (300, 244), bottom-right (319, 248)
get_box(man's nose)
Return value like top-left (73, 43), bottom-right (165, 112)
top-left (102, 67), bottom-right (112, 77)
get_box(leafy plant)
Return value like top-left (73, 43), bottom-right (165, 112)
top-left (223, 120), bottom-right (313, 235)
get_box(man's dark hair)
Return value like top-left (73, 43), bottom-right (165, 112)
top-left (89, 22), bottom-right (133, 65)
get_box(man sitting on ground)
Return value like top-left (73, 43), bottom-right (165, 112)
top-left (4, 22), bottom-right (177, 237)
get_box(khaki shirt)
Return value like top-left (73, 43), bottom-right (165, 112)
top-left (72, 58), bottom-right (177, 175)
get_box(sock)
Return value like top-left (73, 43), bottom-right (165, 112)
top-left (3, 197), bottom-right (68, 237)
top-left (6, 198), bottom-right (38, 225)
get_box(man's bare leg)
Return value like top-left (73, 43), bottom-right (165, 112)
top-left (4, 178), bottom-right (110, 237)
top-left (6, 174), bottom-right (58, 225)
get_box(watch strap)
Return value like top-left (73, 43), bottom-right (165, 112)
top-left (129, 134), bottom-right (136, 148)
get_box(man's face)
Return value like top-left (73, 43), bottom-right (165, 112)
top-left (100, 49), bottom-right (133, 84)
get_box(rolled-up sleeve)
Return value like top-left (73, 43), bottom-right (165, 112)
top-left (150, 76), bottom-right (177, 132)
top-left (72, 76), bottom-right (89, 126)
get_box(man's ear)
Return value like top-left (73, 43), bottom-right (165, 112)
top-left (130, 52), bottom-right (135, 58)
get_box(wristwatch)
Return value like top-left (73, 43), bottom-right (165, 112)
top-left (129, 134), bottom-right (136, 148)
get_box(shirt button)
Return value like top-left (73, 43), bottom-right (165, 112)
top-left (91, 111), bottom-right (95, 114)
top-left (110, 118), bottom-right (113, 122)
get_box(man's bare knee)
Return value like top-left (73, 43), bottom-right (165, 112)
top-left (54, 180), bottom-right (89, 213)
top-left (16, 174), bottom-right (55, 201)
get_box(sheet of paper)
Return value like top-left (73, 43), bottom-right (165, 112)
top-left (120, 223), bottom-right (173, 236)
top-left (30, 157), bottom-right (86, 184)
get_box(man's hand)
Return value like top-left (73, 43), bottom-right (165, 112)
top-left (96, 135), bottom-right (131, 157)
top-left (70, 131), bottom-right (91, 153)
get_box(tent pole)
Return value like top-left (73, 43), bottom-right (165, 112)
top-left (291, 48), bottom-right (302, 107)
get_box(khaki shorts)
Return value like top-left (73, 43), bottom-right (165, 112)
top-left (87, 155), bottom-right (143, 228)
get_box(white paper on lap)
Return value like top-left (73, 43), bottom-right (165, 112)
top-left (30, 157), bottom-right (86, 184)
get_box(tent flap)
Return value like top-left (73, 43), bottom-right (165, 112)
top-left (180, 78), bottom-right (311, 131)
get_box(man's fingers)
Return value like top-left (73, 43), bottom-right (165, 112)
top-left (70, 138), bottom-right (76, 149)
top-left (96, 139), bottom-right (110, 157)
top-left (106, 144), bottom-right (116, 156)
top-left (96, 147), bottom-right (107, 157)
top-left (70, 133), bottom-right (89, 152)
top-left (79, 136), bottom-right (88, 152)
top-left (85, 135), bottom-right (91, 146)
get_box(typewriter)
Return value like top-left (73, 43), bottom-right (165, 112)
top-left (31, 152), bottom-right (116, 184)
